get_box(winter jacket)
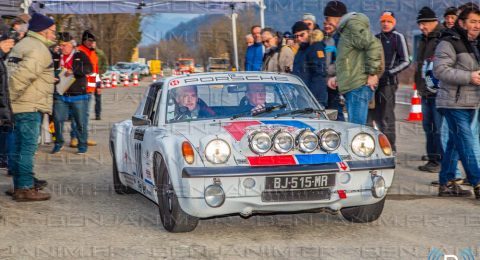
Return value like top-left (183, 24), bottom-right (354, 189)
top-left (433, 26), bottom-right (480, 109)
top-left (262, 45), bottom-right (294, 72)
top-left (336, 12), bottom-right (384, 94)
top-left (292, 29), bottom-right (328, 106)
top-left (7, 31), bottom-right (55, 114)
top-left (245, 42), bottom-right (263, 71)
top-left (96, 48), bottom-right (108, 75)
top-left (376, 29), bottom-right (410, 86)
top-left (52, 50), bottom-right (93, 96)
top-left (414, 23), bottom-right (444, 97)
top-left (0, 48), bottom-right (12, 126)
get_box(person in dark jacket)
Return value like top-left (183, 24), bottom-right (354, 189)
top-left (433, 7), bottom-right (480, 199)
top-left (0, 30), bottom-right (15, 168)
top-left (291, 21), bottom-right (328, 107)
top-left (443, 7), bottom-right (458, 29)
top-left (414, 7), bottom-right (445, 172)
top-left (368, 11), bottom-right (410, 151)
top-left (173, 86), bottom-right (215, 120)
top-left (51, 32), bottom-right (92, 154)
top-left (244, 25), bottom-right (263, 71)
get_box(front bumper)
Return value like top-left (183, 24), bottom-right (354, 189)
top-left (176, 158), bottom-right (395, 218)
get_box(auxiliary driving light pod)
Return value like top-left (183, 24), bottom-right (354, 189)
top-left (272, 130), bottom-right (295, 153)
top-left (249, 131), bottom-right (272, 154)
top-left (297, 129), bottom-right (319, 153)
top-left (371, 175), bottom-right (386, 198)
top-left (318, 129), bottom-right (341, 152)
top-left (204, 184), bottom-right (225, 208)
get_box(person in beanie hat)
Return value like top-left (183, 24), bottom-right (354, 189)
top-left (414, 6), bottom-right (445, 173)
top-left (443, 7), bottom-right (458, 28)
top-left (368, 11), bottom-right (410, 152)
top-left (302, 13), bottom-right (319, 31)
top-left (6, 12), bottom-right (56, 201)
top-left (323, 0), bottom-right (348, 121)
top-left (291, 21), bottom-right (328, 106)
top-left (327, 12), bottom-right (383, 125)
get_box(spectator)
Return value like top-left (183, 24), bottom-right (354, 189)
top-left (10, 13), bottom-right (31, 40)
top-left (7, 13), bottom-right (56, 201)
top-left (282, 31), bottom-right (297, 54)
top-left (433, 7), bottom-right (480, 198)
top-left (303, 13), bottom-right (320, 31)
top-left (327, 12), bottom-right (383, 125)
top-left (291, 21), bottom-right (328, 107)
top-left (51, 32), bottom-right (92, 154)
top-left (261, 28), bottom-right (294, 73)
top-left (323, 0), bottom-right (348, 121)
top-left (244, 25), bottom-right (263, 71)
top-left (245, 34), bottom-right (254, 47)
top-left (443, 7), bottom-right (458, 29)
top-left (0, 29), bottom-right (15, 168)
top-left (369, 11), bottom-right (410, 151)
top-left (93, 41), bottom-right (107, 120)
top-left (414, 7), bottom-right (444, 172)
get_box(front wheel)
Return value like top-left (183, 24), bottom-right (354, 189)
top-left (154, 153), bottom-right (199, 233)
top-left (340, 198), bottom-right (386, 223)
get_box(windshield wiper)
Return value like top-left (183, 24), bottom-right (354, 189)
top-left (231, 104), bottom-right (287, 120)
top-left (274, 107), bottom-right (323, 118)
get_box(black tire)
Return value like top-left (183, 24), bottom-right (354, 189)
top-left (340, 197), bottom-right (386, 223)
top-left (154, 153), bottom-right (199, 233)
top-left (112, 147), bottom-right (137, 195)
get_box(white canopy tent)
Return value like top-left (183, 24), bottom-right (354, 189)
top-left (23, 0), bottom-right (266, 69)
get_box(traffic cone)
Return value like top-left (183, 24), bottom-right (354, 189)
top-left (100, 79), bottom-right (105, 89)
top-left (105, 78), bottom-right (111, 88)
top-left (152, 74), bottom-right (157, 82)
top-left (123, 74), bottom-right (130, 87)
top-left (407, 83), bottom-right (423, 121)
top-left (132, 73), bottom-right (139, 87)
top-left (111, 73), bottom-right (118, 88)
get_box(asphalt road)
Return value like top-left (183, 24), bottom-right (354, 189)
top-left (0, 80), bottom-right (478, 260)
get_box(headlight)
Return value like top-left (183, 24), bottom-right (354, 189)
top-left (272, 130), bottom-right (295, 153)
top-left (351, 133), bottom-right (375, 157)
top-left (249, 131), bottom-right (272, 154)
top-left (204, 185), bottom-right (225, 207)
top-left (297, 129), bottom-right (318, 153)
top-left (319, 129), bottom-right (341, 151)
top-left (205, 139), bottom-right (231, 164)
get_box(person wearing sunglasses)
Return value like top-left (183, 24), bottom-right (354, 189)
top-left (291, 21), bottom-right (328, 107)
top-left (261, 28), bottom-right (294, 73)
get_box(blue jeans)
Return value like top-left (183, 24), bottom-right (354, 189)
top-left (70, 93), bottom-right (92, 140)
top-left (344, 85), bottom-right (374, 125)
top-left (438, 109), bottom-right (480, 186)
top-left (421, 96), bottom-right (443, 162)
top-left (440, 117), bottom-right (462, 179)
top-left (53, 97), bottom-right (89, 151)
top-left (11, 112), bottom-right (42, 189)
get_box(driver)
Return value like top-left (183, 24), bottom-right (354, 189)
top-left (174, 86), bottom-right (215, 120)
top-left (239, 83), bottom-right (267, 113)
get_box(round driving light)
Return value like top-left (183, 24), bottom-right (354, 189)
top-left (378, 133), bottom-right (392, 156)
top-left (351, 133), bottom-right (375, 157)
top-left (205, 139), bottom-right (231, 164)
top-left (243, 178), bottom-right (256, 189)
top-left (297, 129), bottom-right (318, 153)
top-left (319, 129), bottom-right (341, 151)
top-left (273, 131), bottom-right (295, 153)
top-left (204, 185), bottom-right (225, 208)
top-left (371, 176), bottom-right (386, 198)
top-left (249, 131), bottom-right (272, 154)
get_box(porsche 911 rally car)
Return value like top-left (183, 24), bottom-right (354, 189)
top-left (110, 72), bottom-right (395, 232)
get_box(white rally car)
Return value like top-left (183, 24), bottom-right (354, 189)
top-left (110, 72), bottom-right (395, 232)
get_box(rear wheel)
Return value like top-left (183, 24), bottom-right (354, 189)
top-left (154, 153), bottom-right (199, 232)
top-left (112, 145), bottom-right (136, 194)
top-left (340, 198), bottom-right (386, 223)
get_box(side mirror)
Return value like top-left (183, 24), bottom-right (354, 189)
top-left (325, 109), bottom-right (338, 121)
top-left (132, 115), bottom-right (151, 126)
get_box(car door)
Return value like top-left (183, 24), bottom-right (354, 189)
top-left (129, 83), bottom-right (163, 193)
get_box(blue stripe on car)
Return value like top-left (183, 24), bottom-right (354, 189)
top-left (260, 120), bottom-right (314, 130)
top-left (295, 154), bottom-right (342, 165)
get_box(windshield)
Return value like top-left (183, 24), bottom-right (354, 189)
top-left (178, 60), bottom-right (193, 66)
top-left (210, 59), bottom-right (229, 65)
top-left (166, 82), bottom-right (325, 123)
top-left (115, 63), bottom-right (132, 70)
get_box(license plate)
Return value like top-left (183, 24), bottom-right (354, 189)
top-left (265, 174), bottom-right (335, 190)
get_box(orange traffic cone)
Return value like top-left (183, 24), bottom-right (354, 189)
top-left (123, 74), bottom-right (130, 87)
top-left (152, 74), bottom-right (157, 82)
top-left (111, 73), bottom-right (118, 88)
top-left (132, 73), bottom-right (139, 87)
top-left (105, 78), bottom-right (111, 88)
top-left (407, 83), bottom-right (423, 121)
